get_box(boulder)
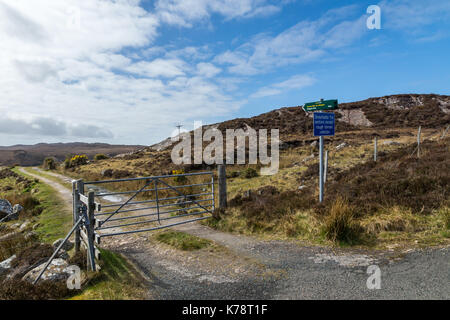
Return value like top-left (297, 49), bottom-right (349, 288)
top-left (52, 238), bottom-right (74, 251)
top-left (0, 255), bottom-right (16, 276)
top-left (101, 169), bottom-right (113, 177)
top-left (0, 199), bottom-right (13, 216)
top-left (22, 258), bottom-right (72, 283)
top-left (13, 204), bottom-right (23, 214)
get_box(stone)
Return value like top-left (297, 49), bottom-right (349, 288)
top-left (24, 231), bottom-right (37, 240)
top-left (52, 238), bottom-right (74, 251)
top-left (22, 258), bottom-right (72, 283)
top-left (13, 204), bottom-right (23, 214)
top-left (298, 185), bottom-right (307, 190)
top-left (0, 199), bottom-right (13, 216)
top-left (19, 221), bottom-right (30, 231)
top-left (310, 141), bottom-right (318, 147)
top-left (335, 142), bottom-right (347, 150)
top-left (101, 169), bottom-right (114, 177)
top-left (57, 250), bottom-right (70, 261)
top-left (383, 140), bottom-right (400, 145)
top-left (0, 255), bottom-right (16, 276)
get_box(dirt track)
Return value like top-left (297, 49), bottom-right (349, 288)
top-left (20, 167), bottom-right (450, 299)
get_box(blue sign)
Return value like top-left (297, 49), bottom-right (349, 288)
top-left (313, 112), bottom-right (335, 136)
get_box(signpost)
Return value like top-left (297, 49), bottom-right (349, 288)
top-left (303, 99), bottom-right (338, 112)
top-left (307, 106), bottom-right (337, 203)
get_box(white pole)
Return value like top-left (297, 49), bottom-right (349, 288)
top-left (319, 136), bottom-right (324, 202)
top-left (324, 150), bottom-right (328, 183)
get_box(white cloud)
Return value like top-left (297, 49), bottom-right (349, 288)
top-left (196, 62), bottom-right (222, 77)
top-left (0, 0), bottom-right (244, 145)
top-left (154, 0), bottom-right (283, 27)
top-left (251, 74), bottom-right (316, 98)
top-left (125, 58), bottom-right (188, 78)
top-left (215, 5), bottom-right (367, 75)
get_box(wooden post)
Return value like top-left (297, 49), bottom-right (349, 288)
top-left (374, 137), bottom-right (378, 162)
top-left (86, 191), bottom-right (96, 271)
top-left (74, 180), bottom-right (84, 252)
top-left (324, 150), bottom-right (328, 183)
top-left (218, 165), bottom-right (227, 209)
top-left (417, 126), bottom-right (421, 158)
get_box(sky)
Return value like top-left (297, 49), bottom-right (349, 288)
top-left (0, 0), bottom-right (449, 146)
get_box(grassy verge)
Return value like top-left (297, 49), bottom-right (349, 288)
top-left (11, 167), bottom-right (149, 300)
top-left (25, 167), bottom-right (72, 189)
top-left (12, 167), bottom-right (72, 243)
top-left (70, 249), bottom-right (149, 300)
top-left (154, 230), bottom-right (213, 251)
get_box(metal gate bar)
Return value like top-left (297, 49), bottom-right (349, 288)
top-left (82, 172), bottom-right (215, 238)
top-left (95, 198), bottom-right (213, 217)
top-left (101, 192), bottom-right (213, 208)
top-left (96, 204), bottom-right (214, 224)
top-left (96, 209), bottom-right (213, 230)
top-left (95, 182), bottom-right (212, 197)
top-left (98, 216), bottom-right (212, 238)
top-left (85, 171), bottom-right (212, 185)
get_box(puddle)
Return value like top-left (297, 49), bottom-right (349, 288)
top-left (85, 185), bottom-right (125, 203)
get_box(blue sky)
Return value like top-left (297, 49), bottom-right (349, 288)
top-left (0, 0), bottom-right (449, 146)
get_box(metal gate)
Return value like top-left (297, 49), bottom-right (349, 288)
top-left (71, 171), bottom-right (215, 269)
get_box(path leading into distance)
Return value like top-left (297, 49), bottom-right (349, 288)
top-left (20, 167), bottom-right (449, 299)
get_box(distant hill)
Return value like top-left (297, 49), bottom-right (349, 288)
top-left (0, 142), bottom-right (145, 166)
top-left (150, 94), bottom-right (450, 151)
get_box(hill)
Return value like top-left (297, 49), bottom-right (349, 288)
top-left (0, 142), bottom-right (144, 166)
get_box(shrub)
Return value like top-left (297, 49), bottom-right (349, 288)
top-left (65, 154), bottom-right (88, 168)
top-left (42, 157), bottom-right (56, 170)
top-left (240, 167), bottom-right (258, 179)
top-left (0, 279), bottom-right (70, 300)
top-left (322, 197), bottom-right (363, 244)
top-left (94, 153), bottom-right (109, 161)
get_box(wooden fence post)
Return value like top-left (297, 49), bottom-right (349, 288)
top-left (374, 137), bottom-right (378, 162)
top-left (74, 180), bottom-right (84, 252)
top-left (86, 191), bottom-right (96, 271)
top-left (417, 126), bottom-right (421, 158)
top-left (218, 165), bottom-right (227, 209)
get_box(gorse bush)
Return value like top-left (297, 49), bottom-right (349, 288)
top-left (65, 154), bottom-right (88, 168)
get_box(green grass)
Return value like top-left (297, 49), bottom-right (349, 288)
top-left (155, 230), bottom-right (213, 251)
top-left (70, 249), bottom-right (148, 300)
top-left (13, 167), bottom-right (149, 300)
top-left (25, 167), bottom-right (72, 189)
top-left (13, 167), bottom-right (72, 243)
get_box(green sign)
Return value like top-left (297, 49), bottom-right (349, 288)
top-left (303, 99), bottom-right (338, 112)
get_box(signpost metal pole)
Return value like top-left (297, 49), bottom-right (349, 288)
top-left (319, 136), bottom-right (324, 203)
top-left (324, 150), bottom-right (328, 183)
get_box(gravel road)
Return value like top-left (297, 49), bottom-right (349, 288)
top-left (20, 167), bottom-right (450, 299)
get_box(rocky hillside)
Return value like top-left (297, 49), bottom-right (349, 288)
top-left (0, 143), bottom-right (144, 167)
top-left (150, 94), bottom-right (450, 152)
